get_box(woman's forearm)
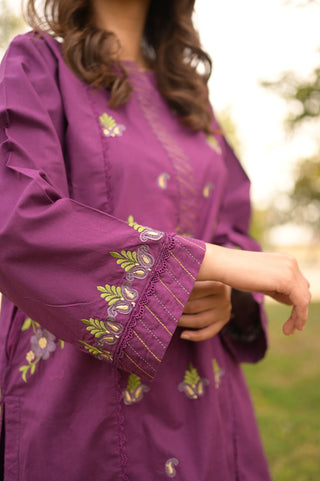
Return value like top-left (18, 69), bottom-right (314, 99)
top-left (198, 243), bottom-right (311, 335)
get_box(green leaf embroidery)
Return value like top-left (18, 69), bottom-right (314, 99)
top-left (21, 317), bottom-right (32, 331)
top-left (212, 359), bottom-right (220, 374)
top-left (184, 364), bottom-right (200, 387)
top-left (19, 365), bottom-right (29, 383)
top-left (97, 284), bottom-right (123, 305)
top-left (99, 113), bottom-right (116, 129)
top-left (110, 250), bottom-right (138, 272)
top-left (21, 317), bottom-right (40, 333)
top-left (127, 374), bottom-right (142, 393)
top-left (60, 340), bottom-right (65, 350)
top-left (81, 318), bottom-right (110, 339)
top-left (127, 215), bottom-right (146, 233)
top-left (79, 340), bottom-right (112, 360)
top-left (19, 358), bottom-right (40, 383)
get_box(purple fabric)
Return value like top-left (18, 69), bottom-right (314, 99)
top-left (0, 32), bottom-right (271, 481)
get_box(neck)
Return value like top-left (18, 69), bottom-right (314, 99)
top-left (92, 0), bottom-right (151, 67)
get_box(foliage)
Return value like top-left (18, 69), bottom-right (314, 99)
top-left (262, 69), bottom-right (320, 130)
top-left (262, 0), bottom-right (320, 238)
top-left (289, 156), bottom-right (320, 230)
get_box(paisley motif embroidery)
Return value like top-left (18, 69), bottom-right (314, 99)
top-left (212, 358), bottom-right (225, 388)
top-left (178, 363), bottom-right (209, 399)
top-left (19, 317), bottom-right (64, 383)
top-left (128, 215), bottom-right (163, 242)
top-left (97, 283), bottom-right (138, 318)
top-left (99, 112), bottom-right (126, 137)
top-left (207, 134), bottom-right (222, 154)
top-left (78, 216), bottom-right (163, 361)
top-left (122, 373), bottom-right (150, 405)
top-left (80, 318), bottom-right (123, 346)
top-left (110, 246), bottom-right (154, 281)
top-left (165, 458), bottom-right (179, 478)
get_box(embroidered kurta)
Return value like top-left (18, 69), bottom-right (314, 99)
top-left (0, 32), bottom-right (271, 481)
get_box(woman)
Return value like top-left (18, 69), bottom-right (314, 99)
top-left (0, 0), bottom-right (310, 480)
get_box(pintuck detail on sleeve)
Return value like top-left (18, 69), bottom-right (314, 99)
top-left (115, 235), bottom-right (206, 380)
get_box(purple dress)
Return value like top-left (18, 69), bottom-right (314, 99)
top-left (0, 32), bottom-right (271, 481)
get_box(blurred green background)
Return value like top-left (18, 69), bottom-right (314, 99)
top-left (244, 302), bottom-right (320, 480)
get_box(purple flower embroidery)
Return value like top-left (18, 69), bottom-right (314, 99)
top-left (31, 329), bottom-right (57, 360)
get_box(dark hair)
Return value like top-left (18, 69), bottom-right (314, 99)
top-left (23, 0), bottom-right (213, 133)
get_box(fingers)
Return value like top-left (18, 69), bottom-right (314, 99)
top-left (263, 255), bottom-right (311, 335)
top-left (282, 316), bottom-right (296, 336)
top-left (186, 281), bottom-right (225, 302)
top-left (183, 295), bottom-right (220, 315)
top-left (184, 281), bottom-right (231, 314)
top-left (283, 299), bottom-right (310, 336)
top-left (285, 265), bottom-right (311, 333)
top-left (179, 305), bottom-right (231, 341)
top-left (180, 318), bottom-right (229, 342)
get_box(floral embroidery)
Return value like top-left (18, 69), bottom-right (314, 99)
top-left (99, 113), bottom-right (126, 137)
top-left (178, 363), bottom-right (209, 399)
top-left (128, 215), bottom-right (163, 242)
top-left (207, 134), bottom-right (222, 154)
top-left (165, 458), bottom-right (179, 478)
top-left (78, 215), bottom-right (164, 361)
top-left (30, 329), bottom-right (57, 360)
top-left (97, 283), bottom-right (137, 317)
top-left (212, 359), bottom-right (225, 389)
top-left (203, 182), bottom-right (214, 199)
top-left (80, 318), bottom-right (123, 346)
top-left (122, 373), bottom-right (150, 405)
top-left (79, 340), bottom-right (113, 361)
top-left (19, 318), bottom-right (64, 383)
top-left (110, 246), bottom-right (154, 281)
top-left (158, 172), bottom-right (170, 189)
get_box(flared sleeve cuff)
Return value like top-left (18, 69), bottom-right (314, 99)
top-left (78, 234), bottom-right (206, 381)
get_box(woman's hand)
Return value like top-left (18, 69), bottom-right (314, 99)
top-left (178, 281), bottom-right (232, 342)
top-left (198, 244), bottom-right (311, 335)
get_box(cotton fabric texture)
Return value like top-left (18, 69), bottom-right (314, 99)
top-left (0, 32), bottom-right (271, 481)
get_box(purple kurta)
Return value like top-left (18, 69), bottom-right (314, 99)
top-left (0, 32), bottom-right (271, 481)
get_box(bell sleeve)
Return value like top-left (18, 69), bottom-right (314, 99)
top-left (213, 132), bottom-right (268, 364)
top-left (0, 34), bottom-right (206, 381)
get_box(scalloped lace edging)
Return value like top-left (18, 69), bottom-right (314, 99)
top-left (114, 234), bottom-right (175, 364)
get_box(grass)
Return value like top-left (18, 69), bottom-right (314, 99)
top-left (243, 302), bottom-right (320, 481)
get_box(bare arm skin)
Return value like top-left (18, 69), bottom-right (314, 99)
top-left (197, 244), bottom-right (311, 336)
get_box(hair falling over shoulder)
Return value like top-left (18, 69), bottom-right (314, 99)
top-left (23, 0), bottom-right (213, 134)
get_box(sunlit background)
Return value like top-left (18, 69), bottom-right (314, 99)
top-left (1, 1), bottom-right (320, 479)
